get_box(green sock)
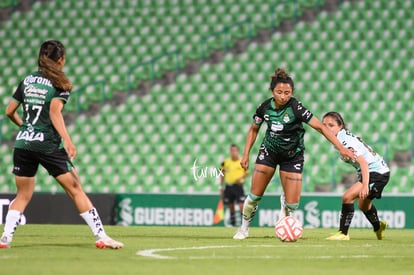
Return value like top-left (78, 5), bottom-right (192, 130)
top-left (241, 194), bottom-right (261, 231)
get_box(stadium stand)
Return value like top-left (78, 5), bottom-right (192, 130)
top-left (0, 0), bottom-right (413, 194)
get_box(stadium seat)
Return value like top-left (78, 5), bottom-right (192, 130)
top-left (0, 0), bottom-right (412, 194)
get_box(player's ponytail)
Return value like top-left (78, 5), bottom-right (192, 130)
top-left (38, 40), bottom-right (72, 91)
top-left (323, 112), bottom-right (347, 130)
top-left (269, 68), bottom-right (294, 92)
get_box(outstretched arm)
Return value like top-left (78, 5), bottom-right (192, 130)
top-left (240, 124), bottom-right (260, 169)
top-left (50, 98), bottom-right (77, 160)
top-left (5, 100), bottom-right (23, 127)
top-left (308, 116), bottom-right (355, 160)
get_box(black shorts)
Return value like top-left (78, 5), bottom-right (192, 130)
top-left (358, 172), bottom-right (390, 200)
top-left (255, 145), bottom-right (304, 173)
top-left (223, 184), bottom-right (245, 204)
top-left (13, 148), bottom-right (73, 178)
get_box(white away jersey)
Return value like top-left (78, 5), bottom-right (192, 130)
top-left (337, 129), bottom-right (389, 174)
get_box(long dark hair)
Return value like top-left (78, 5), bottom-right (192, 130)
top-left (269, 68), bottom-right (294, 92)
top-left (323, 111), bottom-right (347, 129)
top-left (38, 40), bottom-right (72, 91)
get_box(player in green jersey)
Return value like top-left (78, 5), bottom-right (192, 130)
top-left (1, 40), bottom-right (123, 249)
top-left (233, 68), bottom-right (355, 239)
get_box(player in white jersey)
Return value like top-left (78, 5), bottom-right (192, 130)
top-left (322, 112), bottom-right (390, 241)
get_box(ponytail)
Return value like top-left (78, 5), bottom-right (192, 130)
top-left (38, 40), bottom-right (72, 91)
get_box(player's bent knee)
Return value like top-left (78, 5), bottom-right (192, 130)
top-left (342, 193), bottom-right (354, 203)
top-left (358, 200), bottom-right (370, 212)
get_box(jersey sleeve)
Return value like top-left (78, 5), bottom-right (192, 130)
top-left (337, 131), bottom-right (365, 157)
top-left (291, 98), bottom-right (313, 123)
top-left (11, 81), bottom-right (24, 103)
top-left (53, 89), bottom-right (71, 104)
top-left (252, 100), bottom-right (267, 126)
top-left (343, 136), bottom-right (365, 157)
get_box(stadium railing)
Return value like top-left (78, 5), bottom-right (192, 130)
top-left (199, 18), bottom-right (254, 62)
top-left (67, 80), bottom-right (108, 113)
top-left (372, 137), bottom-right (390, 163)
top-left (127, 50), bottom-right (182, 94)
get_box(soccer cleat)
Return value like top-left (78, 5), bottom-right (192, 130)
top-left (0, 235), bottom-right (11, 249)
top-left (233, 228), bottom-right (249, 240)
top-left (375, 220), bottom-right (387, 240)
top-left (326, 231), bottom-right (350, 241)
top-left (95, 238), bottom-right (124, 249)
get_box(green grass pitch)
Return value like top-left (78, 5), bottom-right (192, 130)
top-left (0, 225), bottom-right (413, 275)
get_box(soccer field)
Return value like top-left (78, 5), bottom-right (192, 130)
top-left (0, 225), bottom-right (413, 275)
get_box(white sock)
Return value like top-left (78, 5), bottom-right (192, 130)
top-left (241, 195), bottom-right (260, 231)
top-left (2, 209), bottom-right (22, 239)
top-left (240, 216), bottom-right (250, 232)
top-left (80, 208), bottom-right (108, 240)
top-left (278, 193), bottom-right (287, 221)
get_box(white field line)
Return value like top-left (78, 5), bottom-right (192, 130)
top-left (137, 245), bottom-right (242, 259)
top-left (187, 255), bottom-right (411, 260)
top-left (136, 245), bottom-right (413, 260)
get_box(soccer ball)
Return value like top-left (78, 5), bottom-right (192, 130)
top-left (275, 216), bottom-right (303, 242)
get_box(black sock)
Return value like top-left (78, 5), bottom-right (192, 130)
top-left (230, 214), bottom-right (236, 226)
top-left (363, 204), bottom-right (380, 231)
top-left (339, 203), bottom-right (354, 235)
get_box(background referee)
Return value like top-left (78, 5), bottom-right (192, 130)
top-left (220, 144), bottom-right (248, 226)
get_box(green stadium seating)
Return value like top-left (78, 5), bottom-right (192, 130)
top-left (0, 0), bottom-right (322, 98)
top-left (0, 0), bottom-right (19, 9)
top-left (0, 0), bottom-right (413, 194)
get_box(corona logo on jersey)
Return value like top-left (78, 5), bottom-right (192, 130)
top-left (23, 74), bottom-right (53, 87)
